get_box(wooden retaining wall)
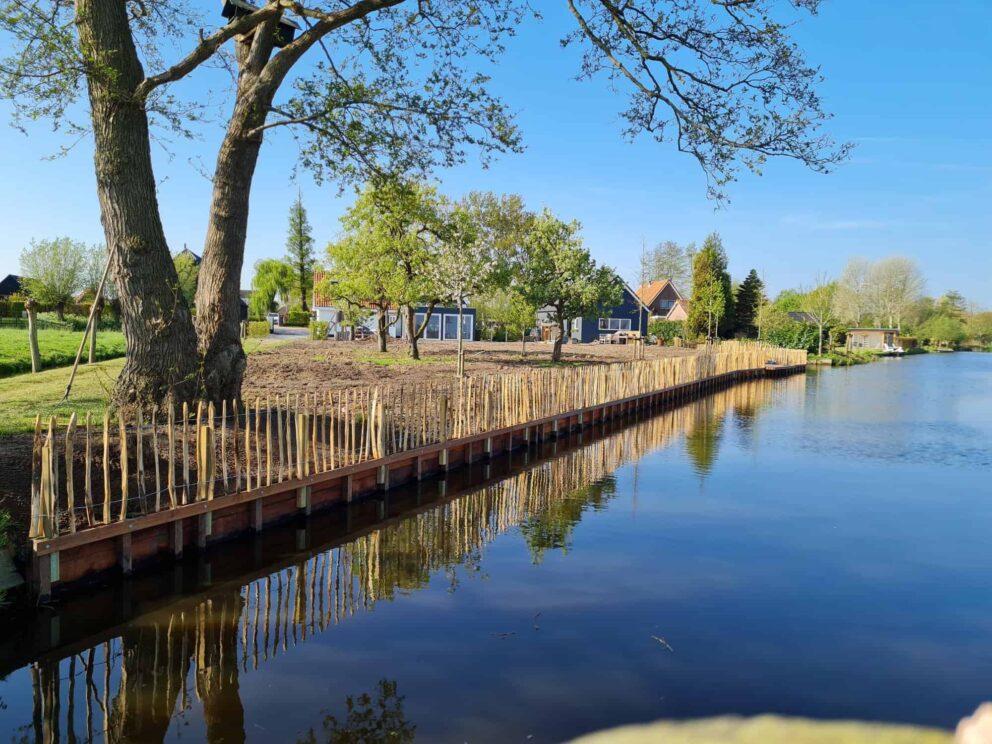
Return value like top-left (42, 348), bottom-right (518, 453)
top-left (29, 363), bottom-right (804, 598)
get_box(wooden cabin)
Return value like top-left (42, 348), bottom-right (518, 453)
top-left (846, 328), bottom-right (899, 351)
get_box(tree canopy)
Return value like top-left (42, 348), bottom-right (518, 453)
top-left (0, 0), bottom-right (849, 405)
top-left (516, 209), bottom-right (623, 361)
top-left (19, 237), bottom-right (89, 318)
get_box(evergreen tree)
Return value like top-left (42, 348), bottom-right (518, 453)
top-left (733, 270), bottom-right (764, 337)
top-left (286, 194), bottom-right (316, 311)
top-left (687, 233), bottom-right (734, 338)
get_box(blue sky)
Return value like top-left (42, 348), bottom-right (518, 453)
top-left (0, 0), bottom-right (989, 304)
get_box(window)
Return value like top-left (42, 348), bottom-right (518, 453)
top-left (424, 313), bottom-right (441, 340)
top-left (598, 318), bottom-right (631, 331)
top-left (658, 299), bottom-right (674, 310)
top-left (443, 314), bottom-right (459, 340)
top-left (461, 314), bottom-right (473, 340)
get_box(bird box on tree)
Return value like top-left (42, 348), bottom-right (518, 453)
top-left (221, 0), bottom-right (301, 48)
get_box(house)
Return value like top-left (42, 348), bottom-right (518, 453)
top-left (0, 274), bottom-right (24, 299)
top-left (846, 328), bottom-right (899, 351)
top-left (635, 279), bottom-right (688, 321)
top-left (239, 290), bottom-right (251, 322)
top-left (312, 270), bottom-right (477, 340)
top-left (175, 246), bottom-right (202, 266)
top-left (538, 281), bottom-right (650, 344)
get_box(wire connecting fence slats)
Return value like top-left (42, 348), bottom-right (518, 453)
top-left (28, 342), bottom-right (805, 540)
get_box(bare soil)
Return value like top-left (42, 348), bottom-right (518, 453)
top-left (0, 338), bottom-right (696, 551)
top-left (242, 338), bottom-right (694, 399)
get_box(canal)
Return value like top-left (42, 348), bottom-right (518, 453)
top-left (1, 353), bottom-right (989, 742)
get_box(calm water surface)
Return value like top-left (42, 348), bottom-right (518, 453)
top-left (1, 353), bottom-right (990, 742)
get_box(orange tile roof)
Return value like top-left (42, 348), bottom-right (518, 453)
top-left (636, 279), bottom-right (674, 306)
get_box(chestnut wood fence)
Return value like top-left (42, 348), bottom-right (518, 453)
top-left (28, 341), bottom-right (805, 541)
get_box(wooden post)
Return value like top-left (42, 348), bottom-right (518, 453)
top-left (151, 406), bottom-right (161, 512)
top-left (83, 413), bottom-right (94, 526)
top-left (121, 533), bottom-right (132, 575)
top-left (102, 412), bottom-right (111, 524)
top-left (181, 402), bottom-right (190, 505)
top-left (28, 415), bottom-right (42, 539)
top-left (245, 398), bottom-right (253, 490)
top-left (64, 413), bottom-right (76, 534)
top-left (252, 498), bottom-right (263, 532)
top-left (118, 413), bottom-right (129, 522)
top-left (135, 407), bottom-right (145, 502)
top-left (25, 298), bottom-right (41, 373)
top-left (266, 398), bottom-right (272, 487)
top-left (255, 397), bottom-right (262, 490)
top-left (221, 400), bottom-right (229, 491)
top-left (167, 406), bottom-right (177, 509)
top-left (277, 396), bottom-right (284, 483)
top-left (233, 399), bottom-right (241, 491)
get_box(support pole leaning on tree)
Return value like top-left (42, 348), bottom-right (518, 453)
top-left (61, 247), bottom-right (115, 402)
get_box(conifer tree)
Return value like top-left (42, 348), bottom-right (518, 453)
top-left (286, 194), bottom-right (316, 311)
top-left (734, 270), bottom-right (764, 338)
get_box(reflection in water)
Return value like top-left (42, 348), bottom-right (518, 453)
top-left (10, 379), bottom-right (791, 743)
top-left (297, 680), bottom-right (415, 744)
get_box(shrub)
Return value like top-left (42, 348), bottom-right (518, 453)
top-left (648, 319), bottom-right (684, 341)
top-left (285, 309), bottom-right (311, 327)
top-left (246, 320), bottom-right (270, 338)
top-left (896, 336), bottom-right (918, 349)
top-left (309, 320), bottom-right (329, 340)
top-left (0, 301), bottom-right (25, 318)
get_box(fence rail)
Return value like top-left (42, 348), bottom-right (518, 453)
top-left (28, 341), bottom-right (806, 541)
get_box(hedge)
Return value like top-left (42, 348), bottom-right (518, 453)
top-left (246, 321), bottom-right (270, 338)
top-left (285, 309), bottom-right (311, 327)
top-left (648, 318), bottom-right (684, 341)
top-left (0, 301), bottom-right (25, 318)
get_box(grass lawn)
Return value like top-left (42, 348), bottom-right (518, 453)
top-left (0, 357), bottom-right (124, 435)
top-left (0, 335), bottom-right (298, 435)
top-left (0, 327), bottom-right (127, 377)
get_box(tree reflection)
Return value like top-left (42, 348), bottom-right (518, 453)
top-left (521, 477), bottom-right (617, 563)
top-left (684, 398), bottom-right (726, 477)
top-left (298, 680), bottom-right (415, 744)
top-left (12, 377), bottom-right (797, 742)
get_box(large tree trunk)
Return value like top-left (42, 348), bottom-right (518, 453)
top-left (75, 0), bottom-right (198, 408)
top-left (196, 90), bottom-right (266, 402)
top-left (405, 306), bottom-right (420, 360)
top-left (551, 312), bottom-right (567, 362)
top-left (195, 29), bottom-right (280, 403)
top-left (377, 311), bottom-right (389, 352)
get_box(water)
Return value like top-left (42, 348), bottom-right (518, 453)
top-left (1, 353), bottom-right (990, 743)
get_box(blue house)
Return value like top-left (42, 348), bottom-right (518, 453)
top-left (538, 281), bottom-right (650, 343)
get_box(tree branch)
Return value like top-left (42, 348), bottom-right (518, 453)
top-left (134, 1), bottom-right (283, 102)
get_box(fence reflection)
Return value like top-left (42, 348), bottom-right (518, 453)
top-left (17, 376), bottom-right (796, 743)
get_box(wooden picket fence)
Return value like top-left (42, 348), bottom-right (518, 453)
top-left (21, 374), bottom-right (798, 740)
top-left (28, 341), bottom-right (805, 541)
